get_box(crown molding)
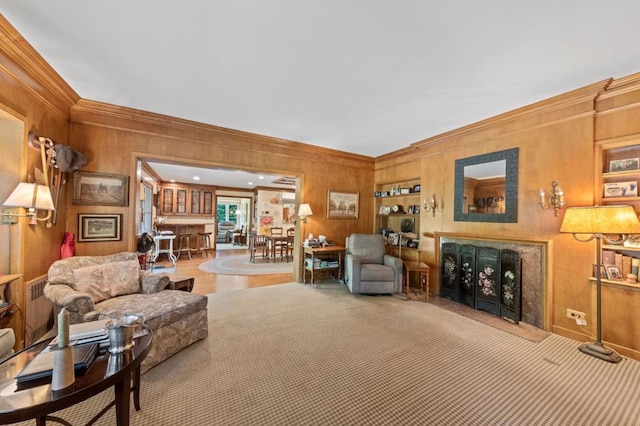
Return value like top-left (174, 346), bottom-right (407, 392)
top-left (0, 16), bottom-right (79, 115)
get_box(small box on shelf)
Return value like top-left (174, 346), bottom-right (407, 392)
top-left (604, 182), bottom-right (638, 198)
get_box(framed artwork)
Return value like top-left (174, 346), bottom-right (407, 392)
top-left (413, 184), bottom-right (421, 193)
top-left (78, 213), bottom-right (122, 242)
top-left (609, 158), bottom-right (640, 173)
top-left (327, 190), bottom-right (359, 219)
top-left (73, 172), bottom-right (129, 207)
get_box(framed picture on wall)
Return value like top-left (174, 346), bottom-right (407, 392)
top-left (78, 213), bottom-right (122, 242)
top-left (327, 190), bottom-right (359, 219)
top-left (73, 172), bottom-right (129, 207)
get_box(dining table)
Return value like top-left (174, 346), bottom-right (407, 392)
top-left (265, 235), bottom-right (289, 262)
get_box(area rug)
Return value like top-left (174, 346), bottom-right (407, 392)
top-left (199, 254), bottom-right (293, 275)
top-left (215, 243), bottom-right (247, 250)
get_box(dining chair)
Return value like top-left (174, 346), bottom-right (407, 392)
top-left (249, 232), bottom-right (268, 262)
top-left (269, 227), bottom-right (285, 261)
top-left (284, 228), bottom-right (295, 262)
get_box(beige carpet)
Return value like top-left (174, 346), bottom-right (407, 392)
top-left (15, 283), bottom-right (640, 425)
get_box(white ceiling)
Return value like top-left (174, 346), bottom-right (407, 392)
top-left (3, 1), bottom-right (640, 160)
top-left (144, 161), bottom-right (295, 190)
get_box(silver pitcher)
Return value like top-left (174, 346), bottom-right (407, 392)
top-left (107, 314), bottom-right (145, 354)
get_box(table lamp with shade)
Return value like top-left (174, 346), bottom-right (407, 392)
top-left (560, 205), bottom-right (640, 362)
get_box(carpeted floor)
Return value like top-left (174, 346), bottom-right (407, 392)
top-left (199, 254), bottom-right (293, 275)
top-left (14, 283), bottom-right (640, 425)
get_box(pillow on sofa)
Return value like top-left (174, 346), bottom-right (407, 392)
top-left (72, 260), bottom-right (140, 303)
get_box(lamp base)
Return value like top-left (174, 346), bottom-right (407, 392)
top-left (578, 341), bottom-right (623, 363)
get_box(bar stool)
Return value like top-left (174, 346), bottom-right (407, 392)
top-left (198, 232), bottom-right (214, 259)
top-left (404, 261), bottom-right (430, 301)
top-left (176, 232), bottom-right (193, 260)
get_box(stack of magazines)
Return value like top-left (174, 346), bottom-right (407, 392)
top-left (15, 319), bottom-right (110, 385)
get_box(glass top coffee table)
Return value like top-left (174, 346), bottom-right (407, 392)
top-left (0, 330), bottom-right (152, 425)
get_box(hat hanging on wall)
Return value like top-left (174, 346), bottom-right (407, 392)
top-left (53, 144), bottom-right (87, 173)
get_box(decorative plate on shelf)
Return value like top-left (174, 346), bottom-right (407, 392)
top-left (401, 218), bottom-right (414, 233)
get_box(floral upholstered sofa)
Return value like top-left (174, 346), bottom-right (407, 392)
top-left (44, 252), bottom-right (208, 372)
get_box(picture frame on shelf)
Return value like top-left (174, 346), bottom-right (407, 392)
top-left (327, 190), bottom-right (359, 219)
top-left (407, 239), bottom-right (420, 249)
top-left (387, 233), bottom-right (399, 246)
top-left (413, 184), bottom-right (421, 193)
top-left (605, 265), bottom-right (622, 281)
top-left (609, 158), bottom-right (640, 173)
top-left (78, 213), bottom-right (122, 242)
top-left (593, 264), bottom-right (607, 279)
top-left (400, 188), bottom-right (411, 195)
top-left (378, 205), bottom-right (391, 215)
top-left (73, 172), bottom-right (129, 207)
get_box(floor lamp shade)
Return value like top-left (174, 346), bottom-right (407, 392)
top-left (560, 205), bottom-right (640, 235)
top-left (560, 205), bottom-right (640, 363)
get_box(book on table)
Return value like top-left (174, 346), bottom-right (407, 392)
top-left (49, 318), bottom-right (110, 348)
top-left (16, 342), bottom-right (99, 384)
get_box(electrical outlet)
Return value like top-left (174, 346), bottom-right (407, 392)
top-left (566, 309), bottom-right (586, 320)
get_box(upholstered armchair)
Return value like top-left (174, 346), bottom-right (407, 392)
top-left (0, 328), bottom-right (15, 362)
top-left (344, 234), bottom-right (403, 294)
top-left (217, 221), bottom-right (236, 243)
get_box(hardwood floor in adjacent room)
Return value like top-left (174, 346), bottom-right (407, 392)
top-left (152, 245), bottom-right (294, 295)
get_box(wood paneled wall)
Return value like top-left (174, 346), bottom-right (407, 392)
top-left (67, 100), bottom-right (375, 281)
top-left (0, 16), bottom-right (79, 348)
top-left (374, 77), bottom-right (640, 360)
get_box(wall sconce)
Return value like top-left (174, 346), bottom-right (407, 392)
top-left (2, 182), bottom-right (56, 225)
top-left (423, 194), bottom-right (442, 217)
top-left (297, 203), bottom-right (313, 223)
top-left (539, 181), bottom-right (564, 216)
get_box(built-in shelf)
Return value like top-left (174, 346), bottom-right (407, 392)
top-left (602, 244), bottom-right (640, 252)
top-left (589, 277), bottom-right (640, 291)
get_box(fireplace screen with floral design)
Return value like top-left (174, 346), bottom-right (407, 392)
top-left (439, 242), bottom-right (522, 324)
